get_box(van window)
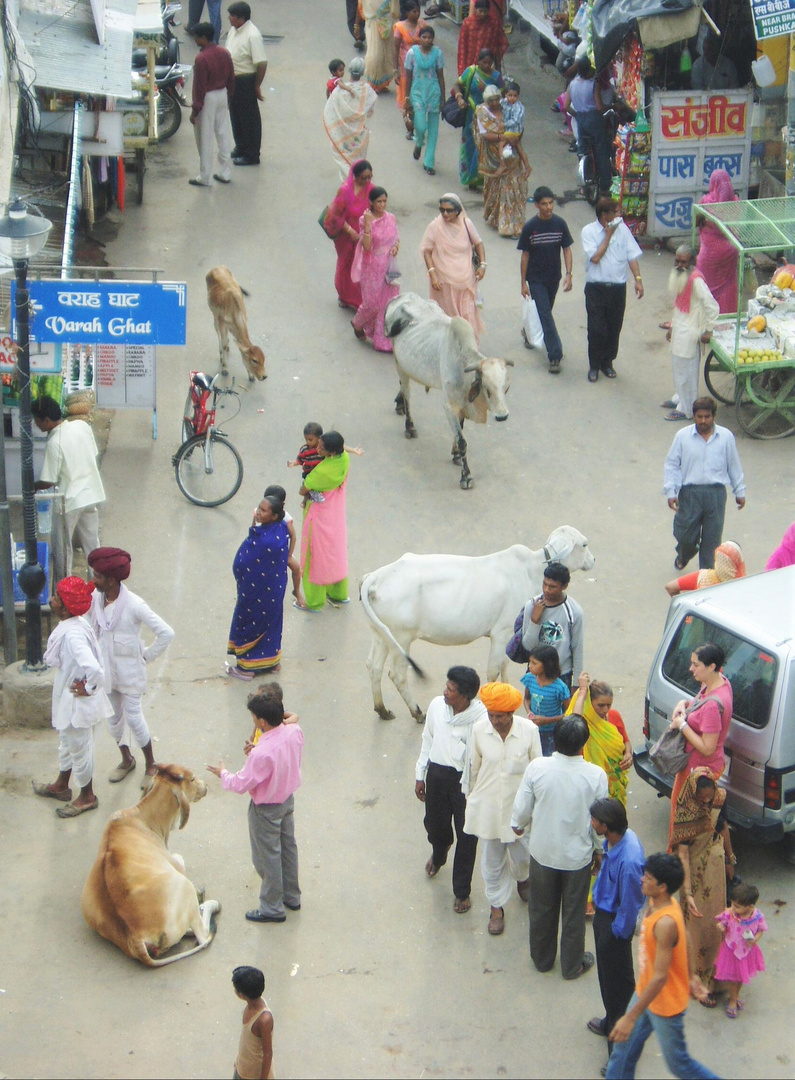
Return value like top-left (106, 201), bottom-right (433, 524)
top-left (662, 615), bottom-right (777, 730)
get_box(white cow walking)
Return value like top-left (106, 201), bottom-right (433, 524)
top-left (384, 293), bottom-right (513, 489)
top-left (360, 525), bottom-right (596, 721)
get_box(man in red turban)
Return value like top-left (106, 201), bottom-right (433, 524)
top-left (87, 547), bottom-right (174, 785)
top-left (462, 682), bottom-right (542, 936)
top-left (33, 577), bottom-right (112, 817)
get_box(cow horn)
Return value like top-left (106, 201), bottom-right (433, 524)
top-left (463, 364), bottom-right (481, 373)
top-left (504, 359), bottom-right (515, 367)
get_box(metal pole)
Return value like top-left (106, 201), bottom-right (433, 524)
top-left (0, 415), bottom-right (18, 665)
top-left (13, 257), bottom-right (45, 670)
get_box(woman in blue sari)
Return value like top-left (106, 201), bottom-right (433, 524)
top-left (452, 48), bottom-right (503, 190)
top-left (227, 495), bottom-right (289, 679)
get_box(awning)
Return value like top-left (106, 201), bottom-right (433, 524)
top-left (591, 0), bottom-right (702, 72)
top-left (19, 0), bottom-right (137, 98)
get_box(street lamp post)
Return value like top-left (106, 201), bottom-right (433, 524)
top-left (0, 201), bottom-right (52, 670)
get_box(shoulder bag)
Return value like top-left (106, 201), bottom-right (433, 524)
top-left (649, 693), bottom-right (725, 777)
top-left (442, 67), bottom-right (474, 129)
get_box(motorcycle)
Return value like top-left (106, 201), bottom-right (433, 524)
top-left (131, 58), bottom-right (192, 142)
top-left (132, 1), bottom-right (182, 67)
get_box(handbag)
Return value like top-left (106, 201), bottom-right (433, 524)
top-left (464, 220), bottom-right (480, 271)
top-left (505, 606), bottom-right (530, 665)
top-left (649, 727), bottom-right (690, 776)
top-left (442, 92), bottom-right (467, 128)
top-left (318, 205), bottom-right (341, 240)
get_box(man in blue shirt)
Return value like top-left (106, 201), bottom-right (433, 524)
top-left (587, 797), bottom-right (645, 1067)
top-left (663, 394), bottom-right (746, 570)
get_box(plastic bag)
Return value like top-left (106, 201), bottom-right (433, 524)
top-left (385, 255), bottom-right (402, 285)
top-left (522, 296), bottom-right (544, 349)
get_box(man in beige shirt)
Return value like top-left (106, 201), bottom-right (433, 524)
top-left (226, 1), bottom-right (268, 166)
top-left (462, 682), bottom-right (542, 937)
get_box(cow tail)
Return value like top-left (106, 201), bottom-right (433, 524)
top-left (359, 577), bottom-right (425, 679)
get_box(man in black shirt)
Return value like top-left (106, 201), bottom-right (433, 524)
top-left (517, 186), bottom-right (574, 373)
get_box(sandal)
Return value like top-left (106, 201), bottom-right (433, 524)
top-left (225, 663), bottom-right (253, 682)
top-left (351, 320), bottom-right (366, 341)
top-left (453, 897), bottom-right (471, 913)
top-left (413, 145), bottom-right (421, 161)
top-left (698, 994), bottom-right (718, 1009)
top-left (725, 1003), bottom-right (738, 1019)
top-left (664, 411), bottom-right (688, 421)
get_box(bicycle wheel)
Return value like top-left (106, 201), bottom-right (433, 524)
top-left (703, 350), bottom-right (735, 406)
top-left (173, 433), bottom-right (243, 506)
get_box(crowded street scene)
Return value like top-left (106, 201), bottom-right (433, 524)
top-left (1, 0), bottom-right (794, 1076)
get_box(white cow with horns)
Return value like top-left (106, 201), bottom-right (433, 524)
top-left (360, 525), bottom-right (596, 722)
top-left (384, 292), bottom-right (513, 489)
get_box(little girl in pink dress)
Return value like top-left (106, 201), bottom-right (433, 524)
top-left (714, 881), bottom-right (767, 1018)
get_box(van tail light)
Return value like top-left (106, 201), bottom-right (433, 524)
top-left (643, 697), bottom-right (650, 740)
top-left (764, 768), bottom-right (782, 811)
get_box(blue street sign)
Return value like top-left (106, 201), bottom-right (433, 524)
top-left (12, 280), bottom-right (187, 346)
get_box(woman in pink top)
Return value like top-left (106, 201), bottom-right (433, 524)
top-left (667, 642), bottom-right (733, 842)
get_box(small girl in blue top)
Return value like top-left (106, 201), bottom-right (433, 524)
top-left (521, 645), bottom-right (571, 756)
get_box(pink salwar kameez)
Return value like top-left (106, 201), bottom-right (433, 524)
top-left (696, 169), bottom-right (739, 314)
top-left (351, 211), bottom-right (400, 352)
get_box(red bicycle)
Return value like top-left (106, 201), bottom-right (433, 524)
top-left (172, 371), bottom-right (243, 507)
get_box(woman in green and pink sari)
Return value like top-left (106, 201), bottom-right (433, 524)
top-left (299, 432), bottom-right (350, 611)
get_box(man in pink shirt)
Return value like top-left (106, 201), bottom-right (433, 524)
top-left (208, 692), bottom-right (303, 922)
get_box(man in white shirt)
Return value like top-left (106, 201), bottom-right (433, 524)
top-left (581, 197), bottom-right (643, 382)
top-left (32, 395), bottom-right (106, 579)
top-left (691, 36), bottom-right (738, 91)
top-left (663, 395), bottom-right (746, 570)
top-left (226, 2), bottom-right (267, 166)
top-left (415, 666), bottom-right (486, 914)
top-left (87, 547), bottom-right (174, 785)
top-left (662, 245), bottom-right (720, 422)
top-left (512, 716), bottom-right (607, 979)
top-left (463, 682), bottom-right (542, 936)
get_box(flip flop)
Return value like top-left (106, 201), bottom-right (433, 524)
top-left (293, 601), bottom-right (322, 613)
top-left (725, 1003), bottom-right (738, 1018)
top-left (698, 994), bottom-right (718, 1009)
top-left (225, 663), bottom-right (253, 681)
top-left (32, 781), bottom-right (72, 802)
top-left (453, 897), bottom-right (471, 913)
top-left (56, 797), bottom-right (99, 818)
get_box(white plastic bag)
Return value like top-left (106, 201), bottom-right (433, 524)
top-left (522, 296), bottom-right (544, 349)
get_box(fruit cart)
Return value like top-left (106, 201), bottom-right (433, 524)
top-left (693, 197), bottom-right (795, 440)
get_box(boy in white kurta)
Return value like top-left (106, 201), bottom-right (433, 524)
top-left (33, 576), bottom-right (112, 818)
top-left (87, 547), bottom-right (174, 785)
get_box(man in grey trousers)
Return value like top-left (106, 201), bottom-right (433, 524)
top-left (208, 692), bottom-right (303, 923)
top-left (511, 717), bottom-right (607, 979)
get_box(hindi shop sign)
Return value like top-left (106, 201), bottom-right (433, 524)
top-left (749, 0), bottom-right (795, 40)
top-left (648, 89), bottom-right (753, 237)
top-left (14, 281), bottom-right (187, 346)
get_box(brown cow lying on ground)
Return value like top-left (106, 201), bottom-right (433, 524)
top-left (81, 764), bottom-right (221, 967)
top-left (206, 265), bottom-right (266, 382)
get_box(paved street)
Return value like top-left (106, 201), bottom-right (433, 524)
top-left (1, 1), bottom-right (794, 1077)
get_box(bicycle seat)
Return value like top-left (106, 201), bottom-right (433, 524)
top-left (192, 372), bottom-right (213, 391)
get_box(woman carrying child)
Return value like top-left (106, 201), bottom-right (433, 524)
top-left (520, 644), bottom-right (571, 757)
top-left (299, 432), bottom-right (350, 611)
top-left (474, 84), bottom-right (531, 239)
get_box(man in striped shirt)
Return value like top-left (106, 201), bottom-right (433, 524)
top-left (517, 186), bottom-right (574, 373)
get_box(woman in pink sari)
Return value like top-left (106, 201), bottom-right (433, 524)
top-left (298, 432), bottom-right (349, 612)
top-left (351, 187), bottom-right (401, 352)
top-left (324, 160), bottom-right (374, 311)
top-left (420, 192), bottom-right (486, 343)
top-left (695, 169), bottom-right (739, 314)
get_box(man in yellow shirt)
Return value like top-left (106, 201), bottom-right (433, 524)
top-left (226, 2), bottom-right (268, 166)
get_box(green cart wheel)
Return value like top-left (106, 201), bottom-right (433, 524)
top-left (703, 350), bottom-right (735, 406)
top-left (735, 369), bottom-right (795, 439)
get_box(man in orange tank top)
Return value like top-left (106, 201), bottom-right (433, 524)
top-left (605, 853), bottom-right (720, 1080)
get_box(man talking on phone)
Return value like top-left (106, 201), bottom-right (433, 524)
top-left (581, 197), bottom-right (643, 383)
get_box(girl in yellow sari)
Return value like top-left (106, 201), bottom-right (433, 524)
top-left (566, 673), bottom-right (631, 805)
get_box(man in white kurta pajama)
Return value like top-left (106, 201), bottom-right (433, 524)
top-left (33, 576), bottom-right (112, 818)
top-left (87, 547), bottom-right (174, 785)
top-left (663, 246), bottom-right (720, 422)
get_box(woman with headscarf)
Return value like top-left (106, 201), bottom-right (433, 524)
top-left (474, 84), bottom-right (531, 238)
top-left (299, 432), bottom-right (350, 611)
top-left (665, 540), bottom-right (746, 596)
top-left (351, 186), bottom-right (401, 351)
top-left (363, 0), bottom-right (401, 92)
top-left (324, 159), bottom-right (374, 311)
top-left (456, 0), bottom-right (508, 76)
top-left (452, 48), bottom-right (503, 190)
top-left (227, 495), bottom-right (290, 679)
top-left (420, 192), bottom-right (486, 342)
top-left (566, 673), bottom-right (630, 806)
top-left (765, 522), bottom-right (795, 571)
top-left (462, 682), bottom-right (542, 936)
top-left (32, 576), bottom-right (113, 818)
top-left (670, 768), bottom-right (730, 1005)
top-left (323, 58), bottom-right (377, 181)
top-left (695, 169), bottom-right (740, 314)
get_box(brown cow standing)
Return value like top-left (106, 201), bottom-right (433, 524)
top-left (81, 764), bottom-right (221, 967)
top-left (205, 265), bottom-right (266, 381)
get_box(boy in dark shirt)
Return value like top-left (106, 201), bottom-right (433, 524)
top-left (517, 186), bottom-right (574, 373)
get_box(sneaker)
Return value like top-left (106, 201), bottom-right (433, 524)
top-left (308, 491), bottom-right (325, 503)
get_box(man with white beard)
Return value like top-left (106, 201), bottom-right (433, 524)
top-left (661, 245), bottom-right (719, 422)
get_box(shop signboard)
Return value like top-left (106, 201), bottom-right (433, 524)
top-left (748, 0), bottom-right (795, 40)
top-left (648, 89), bottom-right (753, 236)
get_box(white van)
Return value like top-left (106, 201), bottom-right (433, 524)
top-left (634, 567), bottom-right (795, 844)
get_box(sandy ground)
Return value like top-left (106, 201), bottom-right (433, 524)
top-left (1, 2), bottom-right (794, 1077)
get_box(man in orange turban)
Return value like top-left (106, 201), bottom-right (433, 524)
top-left (32, 577), bottom-right (112, 817)
top-left (462, 682), bottom-right (542, 936)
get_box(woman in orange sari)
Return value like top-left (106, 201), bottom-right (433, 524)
top-left (457, 0), bottom-right (508, 76)
top-left (393, 1), bottom-right (425, 115)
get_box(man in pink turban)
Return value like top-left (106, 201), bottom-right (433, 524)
top-left (87, 547), bottom-right (174, 786)
top-left (32, 577), bottom-right (112, 817)
top-left (462, 682), bottom-right (542, 936)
